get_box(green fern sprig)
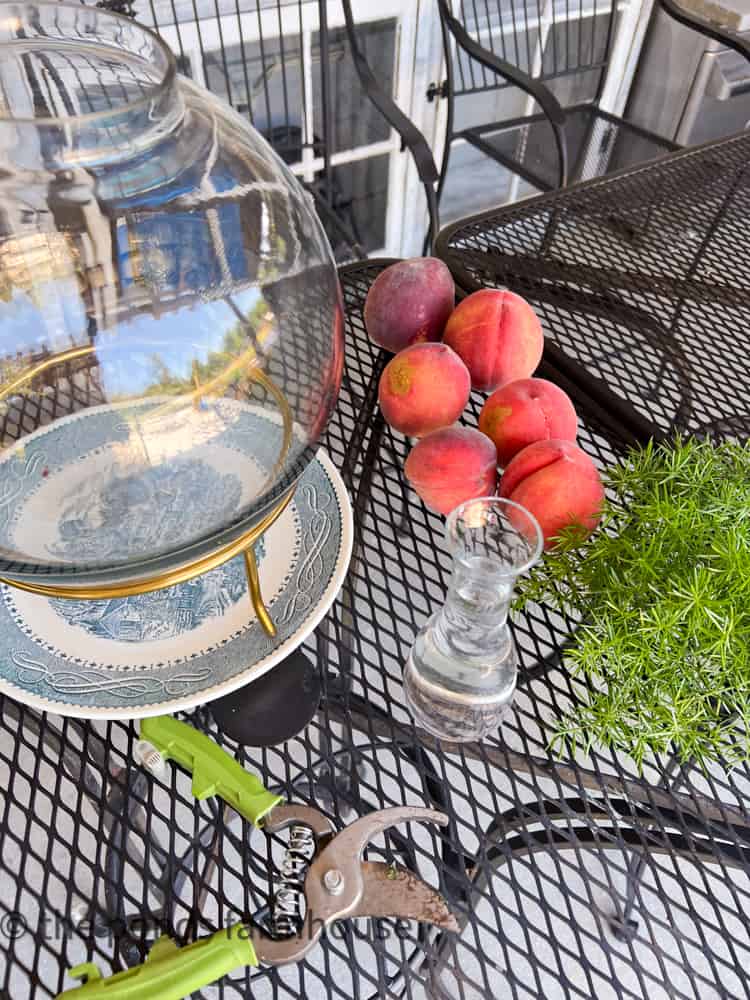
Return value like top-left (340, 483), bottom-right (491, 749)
top-left (516, 436), bottom-right (750, 769)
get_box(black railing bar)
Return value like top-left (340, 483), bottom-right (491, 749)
top-left (549, 0), bottom-right (558, 78)
top-left (185, 0), bottom-right (211, 109)
top-left (229, 0), bottom-right (255, 128)
top-left (150, 0), bottom-right (187, 61)
top-left (318, 0), bottom-right (333, 207)
top-left (482, 0), bottom-right (495, 62)
top-left (273, 0), bottom-right (292, 141)
top-left (297, 0), bottom-right (308, 150)
top-left (254, 1), bottom-right (273, 131)
top-left (589, 0), bottom-right (597, 69)
top-left (207, 0), bottom-right (235, 108)
top-left (469, 0), bottom-right (486, 89)
top-left (509, 0), bottom-right (523, 67)
top-left (601, 0), bottom-right (619, 102)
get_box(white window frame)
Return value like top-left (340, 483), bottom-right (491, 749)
top-left (155, 0), bottom-right (423, 256)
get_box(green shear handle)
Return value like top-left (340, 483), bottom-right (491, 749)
top-left (56, 716), bottom-right (282, 999)
top-left (139, 714), bottom-right (282, 826)
top-left (57, 924), bottom-right (257, 999)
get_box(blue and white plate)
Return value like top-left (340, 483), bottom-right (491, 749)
top-left (0, 446), bottom-right (352, 719)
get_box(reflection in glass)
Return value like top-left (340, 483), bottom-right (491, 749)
top-left (0, 2), bottom-right (343, 585)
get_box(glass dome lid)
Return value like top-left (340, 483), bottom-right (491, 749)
top-left (0, 1), bottom-right (344, 585)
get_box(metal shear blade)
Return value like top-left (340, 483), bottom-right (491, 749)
top-left (351, 861), bottom-right (459, 931)
top-left (256, 805), bottom-right (459, 965)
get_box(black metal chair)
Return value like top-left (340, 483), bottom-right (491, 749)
top-left (433, 0), bottom-right (750, 203)
top-left (97, 0), bottom-right (439, 258)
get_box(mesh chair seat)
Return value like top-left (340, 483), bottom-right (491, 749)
top-left (463, 106), bottom-right (679, 194)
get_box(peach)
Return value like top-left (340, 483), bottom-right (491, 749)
top-left (499, 439), bottom-right (604, 549)
top-left (364, 258), bottom-right (455, 353)
top-left (405, 427), bottom-right (497, 516)
top-left (378, 343), bottom-right (470, 437)
top-left (478, 378), bottom-right (578, 466)
top-left (443, 289), bottom-right (543, 392)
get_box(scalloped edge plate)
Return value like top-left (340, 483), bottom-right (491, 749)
top-left (0, 449), bottom-right (352, 719)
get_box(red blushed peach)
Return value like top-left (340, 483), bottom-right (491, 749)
top-left (405, 427), bottom-right (497, 516)
top-left (443, 289), bottom-right (543, 392)
top-left (364, 257), bottom-right (455, 353)
top-left (499, 439), bottom-right (604, 548)
top-left (478, 377), bottom-right (578, 466)
top-left (378, 343), bottom-right (470, 437)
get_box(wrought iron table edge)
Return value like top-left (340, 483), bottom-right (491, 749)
top-left (433, 132), bottom-right (750, 444)
top-left (433, 130), bottom-right (750, 261)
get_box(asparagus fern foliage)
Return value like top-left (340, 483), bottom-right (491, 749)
top-left (517, 436), bottom-right (750, 769)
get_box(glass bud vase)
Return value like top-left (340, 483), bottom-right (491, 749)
top-left (404, 497), bottom-right (543, 742)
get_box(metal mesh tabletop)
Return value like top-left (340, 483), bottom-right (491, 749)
top-left (2, 262), bottom-right (750, 1000)
top-left (435, 132), bottom-right (750, 441)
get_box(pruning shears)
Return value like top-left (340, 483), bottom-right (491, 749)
top-left (56, 715), bottom-right (458, 999)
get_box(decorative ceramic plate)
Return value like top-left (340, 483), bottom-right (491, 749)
top-left (0, 433), bottom-right (352, 719)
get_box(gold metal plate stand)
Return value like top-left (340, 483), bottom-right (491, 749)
top-left (0, 490), bottom-right (293, 637)
top-left (0, 343), bottom-right (296, 638)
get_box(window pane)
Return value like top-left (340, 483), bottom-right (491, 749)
top-left (315, 154), bottom-right (389, 254)
top-left (312, 21), bottom-right (396, 154)
top-left (204, 35), bottom-right (304, 163)
top-left (439, 143), bottom-right (522, 225)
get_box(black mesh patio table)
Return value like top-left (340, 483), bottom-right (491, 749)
top-left (435, 131), bottom-right (750, 444)
top-left (2, 261), bottom-right (750, 1000)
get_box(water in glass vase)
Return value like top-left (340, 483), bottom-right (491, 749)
top-left (404, 498), bottom-right (543, 742)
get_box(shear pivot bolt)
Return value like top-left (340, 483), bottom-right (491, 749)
top-left (323, 869), bottom-right (345, 895)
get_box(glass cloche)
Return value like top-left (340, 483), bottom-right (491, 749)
top-left (0, 1), bottom-right (344, 587)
